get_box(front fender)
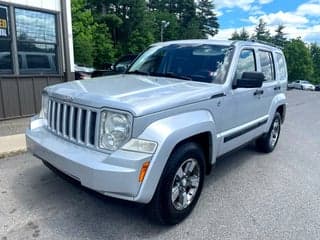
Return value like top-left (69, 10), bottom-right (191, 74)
top-left (133, 110), bottom-right (217, 203)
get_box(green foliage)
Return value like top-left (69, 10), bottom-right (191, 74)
top-left (273, 24), bottom-right (287, 48)
top-left (197, 0), bottom-right (219, 37)
top-left (254, 19), bottom-right (271, 42)
top-left (72, 0), bottom-right (220, 67)
top-left (284, 39), bottom-right (314, 82)
top-left (230, 28), bottom-right (250, 40)
top-left (310, 43), bottom-right (320, 84)
top-left (93, 23), bottom-right (115, 68)
top-left (72, 0), bottom-right (95, 66)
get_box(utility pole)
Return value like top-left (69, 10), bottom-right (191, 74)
top-left (161, 20), bottom-right (170, 42)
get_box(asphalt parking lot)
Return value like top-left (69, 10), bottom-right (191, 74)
top-left (1, 90), bottom-right (320, 240)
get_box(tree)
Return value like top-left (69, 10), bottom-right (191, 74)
top-left (254, 18), bottom-right (271, 42)
top-left (230, 28), bottom-right (249, 40)
top-left (152, 10), bottom-right (180, 42)
top-left (284, 38), bottom-right (314, 82)
top-left (93, 23), bottom-right (116, 68)
top-left (310, 43), bottom-right (320, 84)
top-left (273, 24), bottom-right (287, 47)
top-left (72, 0), bottom-right (95, 66)
top-left (197, 0), bottom-right (219, 37)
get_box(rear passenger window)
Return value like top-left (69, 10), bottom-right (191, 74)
top-left (275, 53), bottom-right (287, 80)
top-left (235, 49), bottom-right (256, 80)
top-left (259, 51), bottom-right (275, 81)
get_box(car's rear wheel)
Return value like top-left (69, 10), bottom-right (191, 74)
top-left (148, 142), bottom-right (205, 225)
top-left (256, 112), bottom-right (281, 153)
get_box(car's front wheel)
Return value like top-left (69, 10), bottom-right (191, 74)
top-left (149, 142), bottom-right (205, 225)
top-left (256, 112), bottom-right (281, 153)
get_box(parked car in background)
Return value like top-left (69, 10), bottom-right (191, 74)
top-left (290, 80), bottom-right (315, 91)
top-left (75, 64), bottom-right (95, 80)
top-left (315, 85), bottom-right (320, 91)
top-left (91, 54), bottom-right (138, 78)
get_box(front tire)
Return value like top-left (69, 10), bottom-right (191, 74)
top-left (256, 112), bottom-right (281, 153)
top-left (148, 142), bottom-right (205, 225)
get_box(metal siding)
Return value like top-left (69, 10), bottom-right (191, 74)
top-left (0, 80), bottom-right (4, 119)
top-left (0, 76), bottom-right (64, 119)
top-left (1, 78), bottom-right (20, 118)
top-left (18, 77), bottom-right (36, 116)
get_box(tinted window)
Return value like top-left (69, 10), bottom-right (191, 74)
top-left (259, 51), bottom-right (275, 81)
top-left (0, 39), bottom-right (12, 73)
top-left (0, 6), bottom-right (12, 74)
top-left (235, 49), bottom-right (256, 80)
top-left (15, 8), bottom-right (57, 74)
top-left (128, 44), bottom-right (233, 84)
top-left (275, 53), bottom-right (287, 80)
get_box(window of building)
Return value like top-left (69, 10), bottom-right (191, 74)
top-left (15, 8), bottom-right (57, 74)
top-left (0, 5), bottom-right (12, 74)
top-left (275, 53), bottom-right (287, 80)
top-left (259, 50), bottom-right (275, 81)
top-left (235, 49), bottom-right (256, 80)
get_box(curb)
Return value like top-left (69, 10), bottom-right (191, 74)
top-left (0, 134), bottom-right (27, 159)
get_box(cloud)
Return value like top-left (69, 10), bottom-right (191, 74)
top-left (214, 0), bottom-right (320, 43)
top-left (248, 11), bottom-right (309, 26)
top-left (214, 0), bottom-right (273, 11)
top-left (296, 3), bottom-right (320, 16)
top-left (258, 0), bottom-right (273, 4)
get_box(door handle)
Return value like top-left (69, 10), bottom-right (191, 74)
top-left (274, 86), bottom-right (281, 91)
top-left (254, 89), bottom-right (264, 96)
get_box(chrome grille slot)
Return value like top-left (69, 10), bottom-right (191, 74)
top-left (47, 98), bottom-right (98, 147)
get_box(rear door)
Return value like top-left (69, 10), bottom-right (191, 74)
top-left (257, 49), bottom-right (278, 118)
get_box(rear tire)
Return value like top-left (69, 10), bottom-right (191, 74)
top-left (148, 142), bottom-right (205, 225)
top-left (256, 112), bottom-right (281, 153)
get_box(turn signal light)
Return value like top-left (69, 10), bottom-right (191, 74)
top-left (139, 161), bottom-right (150, 183)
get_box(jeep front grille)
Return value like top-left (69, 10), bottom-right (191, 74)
top-left (47, 99), bottom-right (98, 147)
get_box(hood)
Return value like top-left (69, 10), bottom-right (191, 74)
top-left (46, 74), bottom-right (224, 116)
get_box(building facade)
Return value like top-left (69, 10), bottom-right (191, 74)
top-left (0, 0), bottom-right (74, 120)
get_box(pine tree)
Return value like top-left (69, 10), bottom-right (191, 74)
top-left (273, 24), bottom-right (287, 47)
top-left (197, 0), bottom-right (219, 37)
top-left (254, 18), bottom-right (271, 42)
top-left (230, 28), bottom-right (249, 40)
top-left (230, 30), bottom-right (240, 40)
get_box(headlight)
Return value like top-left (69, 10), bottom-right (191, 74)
top-left (99, 111), bottom-right (132, 151)
top-left (39, 93), bottom-right (49, 119)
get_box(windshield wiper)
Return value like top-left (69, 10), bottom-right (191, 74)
top-left (126, 70), bottom-right (150, 76)
top-left (151, 72), bottom-right (192, 81)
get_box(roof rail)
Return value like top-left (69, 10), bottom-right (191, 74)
top-left (249, 39), bottom-right (283, 49)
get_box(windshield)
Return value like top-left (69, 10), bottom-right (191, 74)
top-left (127, 44), bottom-right (233, 84)
top-left (301, 81), bottom-right (310, 84)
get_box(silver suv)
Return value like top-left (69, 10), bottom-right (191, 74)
top-left (26, 40), bottom-right (287, 224)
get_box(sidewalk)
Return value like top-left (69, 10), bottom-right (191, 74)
top-left (0, 117), bottom-right (29, 158)
top-left (0, 134), bottom-right (27, 158)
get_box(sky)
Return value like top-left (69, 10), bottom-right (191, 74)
top-left (212, 0), bottom-right (320, 43)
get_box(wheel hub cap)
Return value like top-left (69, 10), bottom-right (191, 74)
top-left (171, 158), bottom-right (200, 211)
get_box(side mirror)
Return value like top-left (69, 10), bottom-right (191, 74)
top-left (235, 72), bottom-right (265, 89)
top-left (115, 66), bottom-right (127, 73)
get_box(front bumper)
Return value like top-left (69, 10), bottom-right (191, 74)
top-left (26, 121), bottom-right (153, 203)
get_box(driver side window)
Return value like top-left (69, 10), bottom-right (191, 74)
top-left (235, 49), bottom-right (256, 80)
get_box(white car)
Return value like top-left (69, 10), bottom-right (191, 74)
top-left (290, 80), bottom-right (315, 91)
top-left (27, 40), bottom-right (288, 225)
